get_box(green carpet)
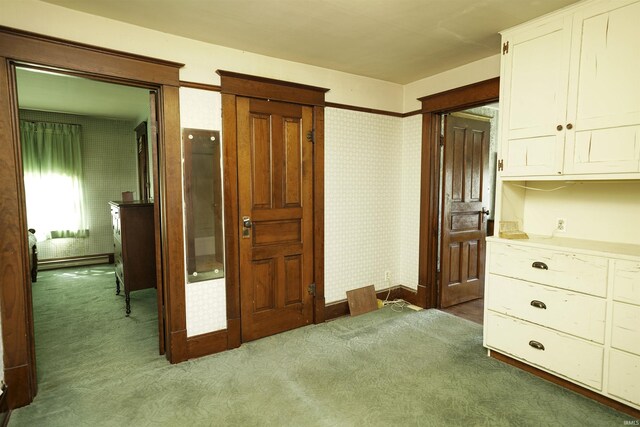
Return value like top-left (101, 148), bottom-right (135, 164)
top-left (10, 266), bottom-right (633, 426)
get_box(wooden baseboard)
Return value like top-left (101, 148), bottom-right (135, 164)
top-left (490, 350), bottom-right (640, 419)
top-left (0, 383), bottom-right (10, 427)
top-left (325, 285), bottom-right (418, 321)
top-left (187, 330), bottom-right (228, 360)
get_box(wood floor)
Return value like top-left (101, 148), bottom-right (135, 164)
top-left (440, 298), bottom-right (484, 325)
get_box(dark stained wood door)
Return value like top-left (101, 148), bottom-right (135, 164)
top-left (237, 97), bottom-right (314, 342)
top-left (135, 121), bottom-right (150, 201)
top-left (440, 113), bottom-right (490, 308)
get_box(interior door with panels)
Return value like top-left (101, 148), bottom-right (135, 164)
top-left (237, 97), bottom-right (314, 342)
top-left (500, 17), bottom-right (572, 176)
top-left (440, 113), bottom-right (490, 307)
top-left (564, 0), bottom-right (640, 174)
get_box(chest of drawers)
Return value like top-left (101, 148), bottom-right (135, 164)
top-left (109, 201), bottom-right (156, 316)
top-left (484, 237), bottom-right (640, 410)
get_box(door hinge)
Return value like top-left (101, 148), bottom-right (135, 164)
top-left (439, 135), bottom-right (444, 147)
top-left (502, 41), bottom-right (509, 55)
top-left (306, 129), bottom-right (315, 143)
top-left (308, 283), bottom-right (316, 296)
top-left (498, 159), bottom-right (504, 171)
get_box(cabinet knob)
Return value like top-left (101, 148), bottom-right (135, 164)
top-left (531, 261), bottom-right (548, 270)
top-left (529, 340), bottom-right (545, 351)
top-left (556, 124), bottom-right (563, 131)
top-left (530, 300), bottom-right (547, 309)
top-left (566, 123), bottom-right (573, 130)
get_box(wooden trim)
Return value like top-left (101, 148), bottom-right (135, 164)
top-left (418, 78), bottom-right (499, 113)
top-left (325, 286), bottom-right (418, 320)
top-left (325, 102), bottom-right (404, 118)
top-left (221, 93), bottom-right (242, 350)
top-left (417, 78), bottom-right (499, 309)
top-left (313, 106), bottom-right (326, 324)
top-left (157, 85), bottom-right (188, 363)
top-left (0, 28), bottom-right (186, 408)
top-left (179, 80), bottom-right (222, 92)
top-left (0, 26), bottom-right (182, 86)
top-left (186, 330), bottom-right (228, 360)
top-left (217, 70), bottom-right (328, 106)
top-left (490, 350), bottom-right (640, 419)
top-left (403, 109), bottom-right (422, 118)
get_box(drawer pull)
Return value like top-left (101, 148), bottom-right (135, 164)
top-left (529, 340), bottom-right (545, 351)
top-left (531, 261), bottom-right (548, 270)
top-left (530, 300), bottom-right (547, 309)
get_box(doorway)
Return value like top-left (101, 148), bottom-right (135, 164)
top-left (416, 78), bottom-right (500, 312)
top-left (438, 107), bottom-right (498, 311)
top-left (14, 64), bottom-right (165, 386)
top-left (0, 27), bottom-right (186, 409)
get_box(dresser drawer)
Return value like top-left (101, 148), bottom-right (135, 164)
top-left (489, 242), bottom-right (608, 297)
top-left (611, 302), bottom-right (640, 356)
top-left (486, 274), bottom-right (606, 343)
top-left (613, 259), bottom-right (640, 305)
top-left (608, 349), bottom-right (640, 407)
top-left (485, 312), bottom-right (603, 390)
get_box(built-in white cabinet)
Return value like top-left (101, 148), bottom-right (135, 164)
top-left (487, 0), bottom-right (640, 413)
top-left (484, 239), bottom-right (640, 410)
top-left (499, 0), bottom-right (640, 179)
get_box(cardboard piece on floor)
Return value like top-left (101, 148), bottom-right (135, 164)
top-left (346, 285), bottom-right (378, 317)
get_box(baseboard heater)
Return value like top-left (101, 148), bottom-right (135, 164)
top-left (39, 253), bottom-right (114, 270)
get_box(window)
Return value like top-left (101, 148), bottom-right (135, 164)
top-left (20, 120), bottom-right (88, 240)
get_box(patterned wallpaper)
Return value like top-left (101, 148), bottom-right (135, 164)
top-left (19, 109), bottom-right (138, 260)
top-left (324, 108), bottom-right (404, 303)
top-left (397, 115), bottom-right (422, 290)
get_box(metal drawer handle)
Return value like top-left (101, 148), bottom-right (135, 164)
top-left (529, 340), bottom-right (545, 351)
top-left (532, 261), bottom-right (548, 270)
top-left (530, 300), bottom-right (547, 309)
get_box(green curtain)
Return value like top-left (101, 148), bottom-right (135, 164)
top-left (20, 120), bottom-right (88, 239)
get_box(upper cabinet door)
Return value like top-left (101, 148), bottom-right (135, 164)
top-left (500, 17), bottom-right (572, 177)
top-left (564, 0), bottom-right (640, 175)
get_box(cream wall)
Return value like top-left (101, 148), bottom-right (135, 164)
top-left (403, 55), bottom-right (501, 112)
top-left (1, 0), bottom-right (403, 113)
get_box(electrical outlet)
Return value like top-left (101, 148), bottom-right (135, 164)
top-left (556, 218), bottom-right (566, 233)
top-left (384, 271), bottom-right (391, 281)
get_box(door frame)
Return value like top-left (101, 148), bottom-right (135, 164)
top-left (0, 26), bottom-right (188, 409)
top-left (217, 70), bottom-right (328, 348)
top-left (416, 77), bottom-right (499, 308)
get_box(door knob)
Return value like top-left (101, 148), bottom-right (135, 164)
top-left (482, 208), bottom-right (490, 216)
top-left (243, 216), bottom-right (252, 228)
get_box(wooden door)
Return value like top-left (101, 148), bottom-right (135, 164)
top-left (440, 113), bottom-right (490, 308)
top-left (135, 121), bottom-right (150, 201)
top-left (237, 97), bottom-right (314, 342)
top-left (500, 17), bottom-right (571, 176)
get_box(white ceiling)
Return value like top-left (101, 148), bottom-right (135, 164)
top-left (41, 0), bottom-right (580, 84)
top-left (16, 67), bottom-right (150, 121)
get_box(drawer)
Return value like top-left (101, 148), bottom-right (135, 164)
top-left (485, 312), bottom-right (603, 390)
top-left (608, 349), bottom-right (640, 407)
top-left (611, 302), bottom-right (640, 355)
top-left (613, 259), bottom-right (640, 305)
top-left (489, 242), bottom-right (608, 297)
top-left (486, 274), bottom-right (606, 343)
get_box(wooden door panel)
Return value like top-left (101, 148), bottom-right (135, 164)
top-left (238, 97), bottom-right (313, 342)
top-left (253, 259), bottom-right (276, 312)
top-left (441, 114), bottom-right (490, 308)
top-left (284, 255), bottom-right (303, 305)
top-left (284, 117), bottom-right (302, 207)
top-left (250, 114), bottom-right (273, 209)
